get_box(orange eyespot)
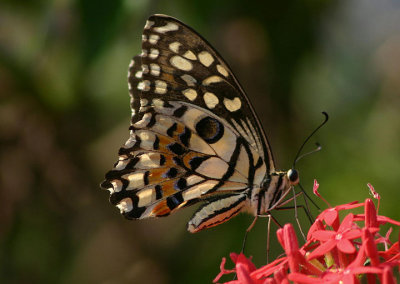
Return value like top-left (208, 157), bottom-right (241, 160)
top-left (287, 169), bottom-right (299, 185)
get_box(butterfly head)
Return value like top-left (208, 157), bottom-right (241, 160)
top-left (287, 169), bottom-right (299, 186)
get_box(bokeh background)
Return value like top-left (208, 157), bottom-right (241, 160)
top-left (1, 0), bottom-right (400, 283)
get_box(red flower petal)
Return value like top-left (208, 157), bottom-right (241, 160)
top-left (214, 257), bottom-right (236, 283)
top-left (251, 257), bottom-right (287, 279)
top-left (382, 265), bottom-right (396, 284)
top-left (308, 239), bottom-right (337, 259)
top-left (338, 213), bottom-right (354, 232)
top-left (307, 218), bottom-right (325, 241)
top-left (312, 230), bottom-right (336, 241)
top-left (337, 238), bottom-right (356, 254)
top-left (342, 229), bottom-right (362, 240)
top-left (236, 263), bottom-right (256, 284)
top-left (323, 209), bottom-right (339, 226)
top-left (263, 278), bottom-right (276, 284)
top-left (289, 272), bottom-right (323, 283)
top-left (236, 253), bottom-right (257, 273)
top-left (282, 224), bottom-right (301, 273)
top-left (362, 228), bottom-right (380, 267)
top-left (377, 215), bottom-right (400, 226)
top-left (365, 198), bottom-right (378, 228)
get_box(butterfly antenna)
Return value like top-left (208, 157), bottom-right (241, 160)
top-left (292, 112), bottom-right (329, 168)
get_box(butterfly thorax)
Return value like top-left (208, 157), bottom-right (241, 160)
top-left (247, 171), bottom-right (293, 216)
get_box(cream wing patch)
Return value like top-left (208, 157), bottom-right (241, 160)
top-left (203, 92), bottom-right (219, 109)
top-left (182, 88), bottom-right (197, 101)
top-left (170, 56), bottom-right (193, 71)
top-left (223, 97), bottom-right (242, 112)
top-left (153, 21), bottom-right (179, 33)
top-left (198, 51), bottom-right (214, 67)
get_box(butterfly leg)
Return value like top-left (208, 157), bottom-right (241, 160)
top-left (241, 216), bottom-right (258, 253)
top-left (273, 188), bottom-right (316, 241)
top-left (255, 213), bottom-right (282, 263)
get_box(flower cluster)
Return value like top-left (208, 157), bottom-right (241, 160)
top-left (214, 182), bottom-right (400, 283)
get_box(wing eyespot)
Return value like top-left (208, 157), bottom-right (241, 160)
top-left (195, 116), bottom-right (224, 144)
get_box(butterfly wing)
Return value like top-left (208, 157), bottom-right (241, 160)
top-left (101, 15), bottom-right (276, 232)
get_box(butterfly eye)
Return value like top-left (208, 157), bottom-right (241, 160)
top-left (287, 169), bottom-right (299, 185)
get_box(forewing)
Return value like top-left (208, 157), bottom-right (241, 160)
top-left (132, 14), bottom-right (274, 172)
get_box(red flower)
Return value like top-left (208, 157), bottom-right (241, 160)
top-left (214, 183), bottom-right (400, 283)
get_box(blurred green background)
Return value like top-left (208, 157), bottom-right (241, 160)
top-left (1, 0), bottom-right (400, 283)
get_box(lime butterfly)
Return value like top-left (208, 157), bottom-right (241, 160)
top-left (101, 14), bottom-right (301, 233)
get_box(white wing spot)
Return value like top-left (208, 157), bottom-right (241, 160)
top-left (137, 188), bottom-right (156, 207)
top-left (142, 64), bottom-right (149, 74)
top-left (198, 51), bottom-right (214, 67)
top-left (183, 50), bottom-right (197, 60)
top-left (142, 34), bottom-right (147, 42)
top-left (150, 63), bottom-right (161, 76)
top-left (203, 92), bottom-right (219, 109)
top-left (135, 70), bottom-right (143, 79)
top-left (141, 49), bottom-right (148, 57)
top-left (154, 80), bottom-right (167, 94)
top-left (153, 22), bottom-right (179, 33)
top-left (133, 112), bottom-right (152, 128)
top-left (149, 48), bottom-right (160, 59)
top-left (223, 97), bottom-right (242, 112)
top-left (182, 88), bottom-right (197, 101)
top-left (137, 80), bottom-right (150, 91)
top-left (217, 64), bottom-right (229, 77)
top-left (180, 74), bottom-right (197, 86)
top-left (149, 34), bottom-right (160, 44)
top-left (144, 20), bottom-right (155, 30)
top-left (124, 136), bottom-right (136, 148)
top-left (111, 179), bottom-right (123, 192)
top-left (116, 198), bottom-right (133, 213)
top-left (203, 75), bottom-right (223, 85)
top-left (170, 55), bottom-right (193, 71)
top-left (152, 98), bottom-right (164, 108)
top-left (169, 41), bottom-right (181, 53)
top-left (186, 175), bottom-right (204, 185)
top-left (140, 98), bottom-right (148, 106)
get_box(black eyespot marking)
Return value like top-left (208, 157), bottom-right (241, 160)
top-left (173, 156), bottom-right (183, 166)
top-left (125, 206), bottom-right (146, 219)
top-left (147, 113), bottom-right (157, 128)
top-left (155, 185), bottom-right (163, 199)
top-left (179, 127), bottom-right (191, 147)
top-left (159, 154), bottom-right (166, 166)
top-left (166, 193), bottom-right (184, 210)
top-left (167, 123), bottom-right (177, 137)
top-left (168, 143), bottom-right (185, 155)
top-left (164, 167), bottom-right (178, 178)
top-left (173, 105), bottom-right (187, 118)
top-left (195, 116), bottom-right (224, 144)
top-left (189, 156), bottom-right (210, 170)
top-left (153, 135), bottom-right (160, 150)
top-left (144, 171), bottom-right (150, 185)
top-left (176, 178), bottom-right (187, 190)
top-left (126, 156), bottom-right (140, 169)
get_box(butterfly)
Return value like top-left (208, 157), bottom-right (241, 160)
top-left (100, 14), bottom-right (301, 233)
